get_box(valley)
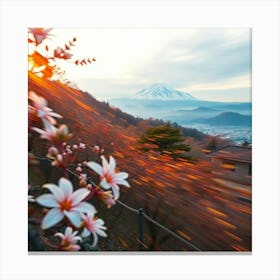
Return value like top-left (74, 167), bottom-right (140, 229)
top-left (109, 84), bottom-right (252, 144)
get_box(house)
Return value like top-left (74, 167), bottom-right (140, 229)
top-left (209, 145), bottom-right (252, 185)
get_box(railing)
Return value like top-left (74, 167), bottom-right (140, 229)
top-left (30, 155), bottom-right (201, 251)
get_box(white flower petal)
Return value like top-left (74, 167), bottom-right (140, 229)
top-left (36, 194), bottom-right (59, 207)
top-left (43, 183), bottom-right (64, 201)
top-left (42, 119), bottom-right (56, 133)
top-left (31, 91), bottom-right (47, 106)
top-left (59, 178), bottom-right (73, 198)
top-left (32, 127), bottom-right (46, 135)
top-left (87, 161), bottom-right (103, 176)
top-left (100, 178), bottom-right (111, 190)
top-left (115, 172), bottom-right (129, 180)
top-left (72, 202), bottom-right (96, 214)
top-left (92, 232), bottom-right (98, 247)
top-left (114, 178), bottom-right (130, 188)
top-left (72, 230), bottom-right (79, 237)
top-left (54, 232), bottom-right (64, 239)
top-left (72, 236), bottom-right (82, 243)
top-left (96, 228), bottom-right (107, 238)
top-left (108, 156), bottom-right (116, 173)
top-left (65, 226), bottom-right (72, 238)
top-left (111, 185), bottom-right (120, 200)
top-left (81, 228), bottom-right (91, 238)
top-left (71, 188), bottom-right (90, 205)
top-left (49, 111), bottom-right (62, 118)
top-left (64, 210), bottom-right (82, 228)
top-left (101, 156), bottom-right (110, 174)
top-left (41, 208), bottom-right (64, 229)
top-left (94, 219), bottom-right (105, 226)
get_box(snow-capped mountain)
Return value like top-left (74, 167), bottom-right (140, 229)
top-left (133, 83), bottom-right (197, 100)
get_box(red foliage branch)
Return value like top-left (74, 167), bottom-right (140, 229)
top-left (74, 57), bottom-right (96, 66)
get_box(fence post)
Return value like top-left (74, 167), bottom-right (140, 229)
top-left (138, 208), bottom-right (144, 250)
top-left (43, 158), bottom-right (52, 182)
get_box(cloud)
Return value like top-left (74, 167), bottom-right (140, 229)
top-left (130, 29), bottom-right (251, 89)
top-left (62, 28), bottom-right (252, 102)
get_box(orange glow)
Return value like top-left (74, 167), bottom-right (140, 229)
top-left (214, 218), bottom-right (236, 229)
top-left (207, 207), bottom-right (227, 218)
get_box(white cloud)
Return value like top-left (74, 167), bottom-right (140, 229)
top-left (185, 74), bottom-right (251, 92)
top-left (47, 28), bottom-right (251, 102)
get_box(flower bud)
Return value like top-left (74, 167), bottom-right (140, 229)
top-left (48, 146), bottom-right (59, 157)
top-left (79, 143), bottom-right (86, 149)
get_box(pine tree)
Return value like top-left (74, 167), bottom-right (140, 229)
top-left (139, 122), bottom-right (190, 158)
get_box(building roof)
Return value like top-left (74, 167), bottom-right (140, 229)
top-left (209, 145), bottom-right (252, 163)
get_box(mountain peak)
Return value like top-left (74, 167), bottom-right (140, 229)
top-left (133, 83), bottom-right (197, 100)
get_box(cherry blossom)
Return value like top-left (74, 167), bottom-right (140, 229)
top-left (79, 143), bottom-right (86, 149)
top-left (29, 91), bottom-right (62, 124)
top-left (36, 177), bottom-right (96, 229)
top-left (47, 146), bottom-right (59, 157)
top-left (95, 189), bottom-right (116, 208)
top-left (79, 173), bottom-right (87, 187)
top-left (80, 212), bottom-right (107, 247)
top-left (54, 47), bottom-right (73, 60)
top-left (33, 119), bottom-right (71, 144)
top-left (87, 156), bottom-right (130, 200)
top-left (54, 226), bottom-right (82, 251)
top-left (29, 28), bottom-right (52, 45)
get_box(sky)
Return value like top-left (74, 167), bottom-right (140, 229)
top-left (48, 28), bottom-right (251, 102)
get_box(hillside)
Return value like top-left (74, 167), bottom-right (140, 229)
top-left (28, 73), bottom-right (251, 251)
top-left (193, 112), bottom-right (252, 126)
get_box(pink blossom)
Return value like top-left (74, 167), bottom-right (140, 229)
top-left (54, 47), bottom-right (73, 60)
top-left (29, 28), bottom-right (52, 45)
top-left (93, 145), bottom-right (100, 152)
top-left (79, 173), bottom-right (87, 187)
top-left (79, 143), bottom-right (86, 149)
top-left (95, 190), bottom-right (116, 208)
top-left (81, 212), bottom-right (107, 247)
top-left (87, 156), bottom-right (130, 200)
top-left (33, 119), bottom-right (71, 144)
top-left (55, 227), bottom-right (82, 251)
top-left (29, 91), bottom-right (62, 124)
top-left (76, 166), bottom-right (82, 173)
top-left (47, 146), bottom-right (59, 158)
top-left (79, 173), bottom-right (87, 181)
top-left (36, 177), bottom-right (96, 229)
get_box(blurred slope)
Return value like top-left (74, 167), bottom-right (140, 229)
top-left (28, 74), bottom-right (251, 251)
